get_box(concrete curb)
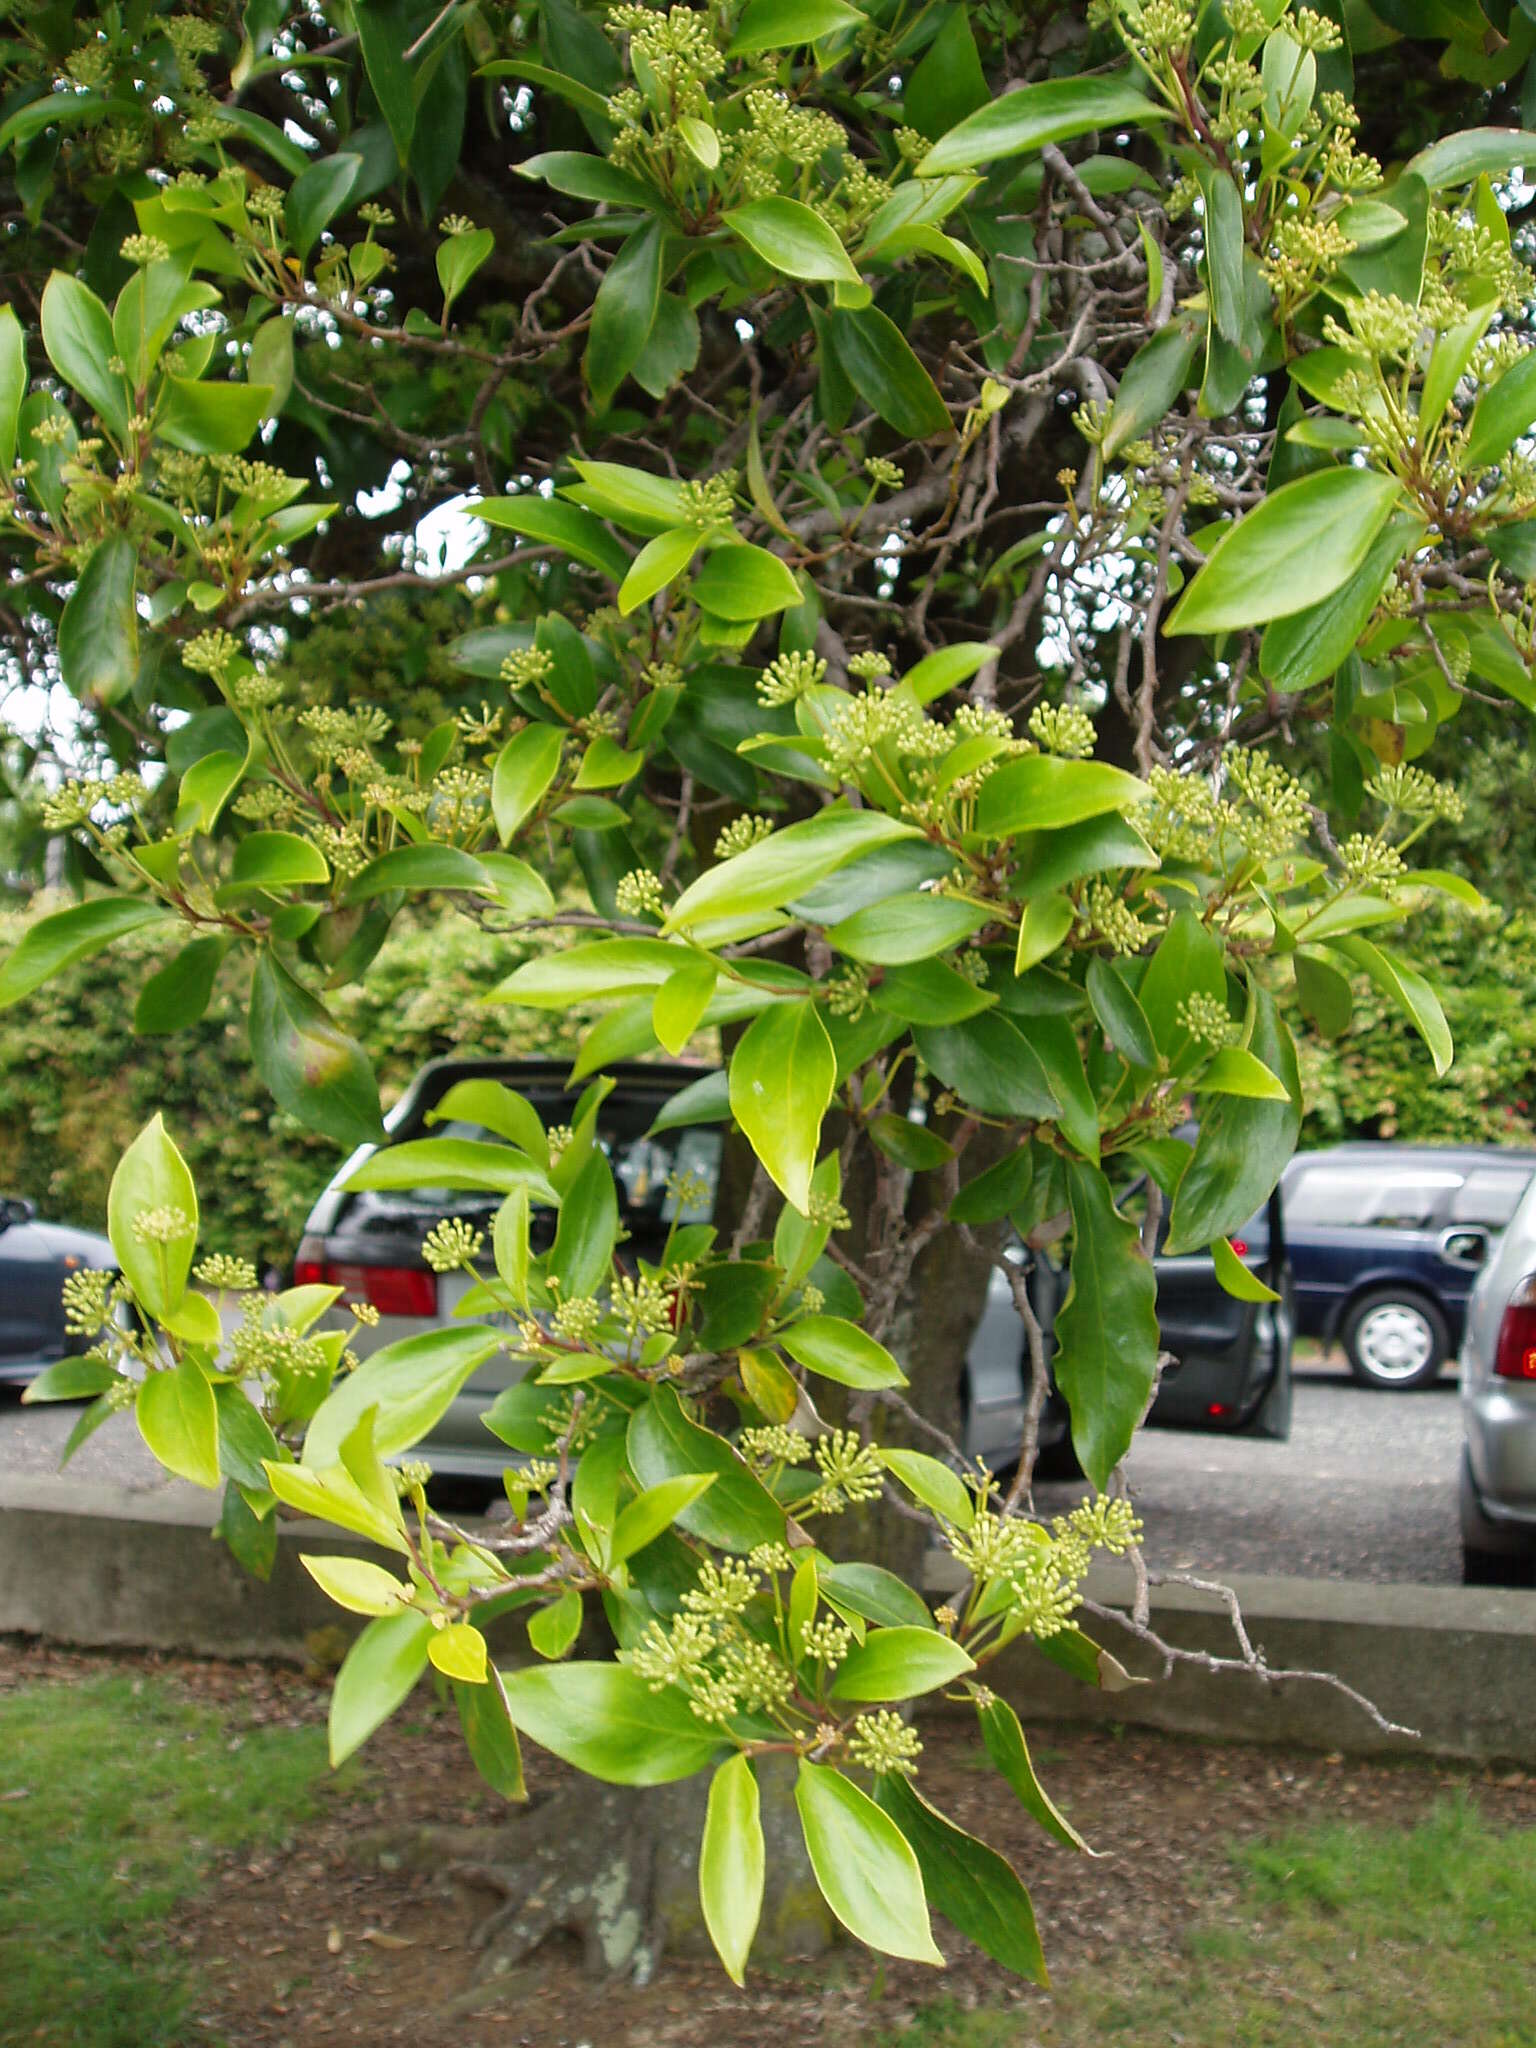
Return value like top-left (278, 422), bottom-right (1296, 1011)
top-left (4, 1474), bottom-right (1536, 1763)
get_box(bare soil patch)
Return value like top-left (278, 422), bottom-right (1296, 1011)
top-left (5, 1636), bottom-right (1532, 2048)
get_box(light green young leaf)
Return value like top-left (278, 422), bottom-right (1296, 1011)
top-left (618, 525), bottom-right (703, 613)
top-left (690, 543), bottom-right (803, 620)
top-left (881, 1448), bottom-right (975, 1528)
top-left (108, 1113), bottom-right (198, 1320)
top-left (1332, 932), bottom-right (1453, 1076)
top-left (0, 898), bottom-right (173, 1011)
top-left (40, 272), bottom-right (128, 441)
top-left (653, 954), bottom-right (719, 1054)
top-left (1211, 1236), bottom-right (1282, 1302)
top-left (586, 218), bottom-right (664, 407)
top-left (300, 1554), bottom-right (412, 1616)
top-left (665, 809), bottom-right (920, 934)
top-left (794, 1762), bottom-right (943, 1964)
top-left (329, 1609), bottom-right (432, 1765)
top-left (725, 197), bottom-right (861, 283)
top-left (728, 0), bottom-right (864, 53)
top-left (612, 1473), bottom-right (717, 1562)
top-left (302, 1326), bottom-right (505, 1468)
top-left (781, 1314), bottom-right (907, 1388)
top-left (918, 72), bottom-right (1171, 174)
top-left (499, 1660), bottom-right (729, 1783)
top-left (700, 1754), bottom-right (765, 1986)
top-left (975, 754), bottom-right (1150, 836)
top-left (1195, 1045), bottom-right (1294, 1101)
top-left (137, 1359), bottom-right (220, 1490)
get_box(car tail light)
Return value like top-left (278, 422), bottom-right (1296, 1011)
top-left (1229, 1239), bottom-right (1248, 1258)
top-left (293, 1241), bottom-right (437, 1319)
top-left (1494, 1274), bottom-right (1536, 1380)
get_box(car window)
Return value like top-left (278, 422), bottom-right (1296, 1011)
top-left (1285, 1165), bottom-right (1461, 1229)
top-left (1449, 1167), bottom-right (1534, 1228)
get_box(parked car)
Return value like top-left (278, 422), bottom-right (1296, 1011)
top-left (0, 1196), bottom-right (115, 1386)
top-left (1279, 1143), bottom-right (1536, 1391)
top-left (1457, 1163), bottom-right (1536, 1582)
top-left (294, 1058), bottom-right (1292, 1484)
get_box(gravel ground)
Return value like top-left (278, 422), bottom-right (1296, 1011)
top-left (1, 1355), bottom-right (1468, 1584)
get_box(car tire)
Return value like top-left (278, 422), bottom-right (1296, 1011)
top-left (1341, 1289), bottom-right (1449, 1391)
top-left (1459, 1449), bottom-right (1535, 1585)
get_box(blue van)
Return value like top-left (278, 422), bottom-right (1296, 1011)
top-left (1281, 1143), bottom-right (1536, 1389)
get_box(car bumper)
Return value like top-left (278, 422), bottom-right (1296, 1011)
top-left (1463, 1382), bottom-right (1536, 1526)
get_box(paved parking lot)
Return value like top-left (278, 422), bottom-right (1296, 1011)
top-left (2, 1357), bottom-right (1473, 1585)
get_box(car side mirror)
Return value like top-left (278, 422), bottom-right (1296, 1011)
top-left (1438, 1225), bottom-right (1491, 1270)
top-left (0, 1195), bottom-right (36, 1233)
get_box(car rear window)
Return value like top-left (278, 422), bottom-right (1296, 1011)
top-left (1449, 1166), bottom-right (1534, 1228)
top-left (1285, 1165), bottom-right (1462, 1230)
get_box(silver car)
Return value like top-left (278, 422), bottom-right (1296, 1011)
top-left (1458, 1172), bottom-right (1536, 1581)
top-left (293, 1058), bottom-right (1290, 1487)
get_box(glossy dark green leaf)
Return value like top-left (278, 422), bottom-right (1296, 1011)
top-left (975, 1691), bottom-right (1090, 1852)
top-left (826, 306), bottom-right (951, 438)
top-left (1294, 948), bottom-right (1352, 1039)
top-left (948, 1144), bottom-right (1033, 1224)
top-left (974, 755), bottom-right (1149, 837)
top-left (586, 219), bottom-right (664, 407)
top-left (628, 1385), bottom-right (785, 1553)
top-left (1085, 957), bottom-right (1156, 1067)
top-left (1407, 126), bottom-right (1536, 189)
top-left (549, 1149), bottom-right (619, 1299)
top-left (286, 152), bottom-right (364, 261)
top-left (248, 952), bottom-right (385, 1150)
top-left (828, 892), bottom-right (988, 964)
top-left (874, 1773), bottom-right (1047, 1984)
top-left (1466, 350), bottom-right (1536, 468)
top-left (726, 198), bottom-right (860, 283)
top-left (456, 1675), bottom-right (528, 1801)
top-left (1102, 313), bottom-right (1202, 458)
top-left (40, 272), bottom-right (128, 441)
top-left (871, 956), bottom-right (997, 1025)
top-left (869, 1113), bottom-right (954, 1172)
top-left (819, 1562), bottom-right (935, 1629)
top-left (902, 6), bottom-right (989, 139)
top-left (355, 0), bottom-right (416, 162)
top-left (1053, 1158), bottom-right (1159, 1491)
top-left (1198, 164), bottom-right (1247, 346)
top-left (1027, 1015), bottom-right (1099, 1159)
top-left (913, 1014), bottom-right (1057, 1120)
top-left (500, 1660), bottom-right (726, 1784)
top-left (344, 844), bottom-right (496, 902)
top-left (1165, 984), bottom-right (1300, 1254)
top-left (830, 1626), bottom-right (973, 1699)
top-left (1137, 907), bottom-right (1228, 1066)
top-left (157, 376), bottom-right (275, 455)
top-left (134, 936), bottom-right (228, 1035)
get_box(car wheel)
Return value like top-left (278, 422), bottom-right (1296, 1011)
top-left (1459, 1448), bottom-right (1535, 1586)
top-left (1341, 1289), bottom-right (1449, 1390)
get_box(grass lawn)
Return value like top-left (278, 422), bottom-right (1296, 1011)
top-left (890, 1794), bottom-right (1536, 2048)
top-left (0, 1670), bottom-right (339, 2048)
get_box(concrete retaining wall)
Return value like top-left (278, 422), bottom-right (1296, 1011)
top-left (5, 1474), bottom-right (1536, 1764)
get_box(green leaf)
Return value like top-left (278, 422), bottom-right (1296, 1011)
top-left (795, 1762), bottom-right (943, 1964)
top-left (699, 1754), bottom-right (764, 1986)
top-left (475, 57), bottom-right (615, 122)
top-left (137, 1360), bottom-right (220, 1490)
top-left (1333, 933), bottom-right (1453, 1076)
top-left (344, 1138), bottom-right (556, 1201)
top-left (869, 1113), bottom-right (955, 1172)
top-left (1013, 892), bottom-right (1076, 973)
top-left (1212, 1235), bottom-right (1281, 1302)
top-left (57, 536), bottom-right (139, 705)
top-left (300, 1554), bottom-right (411, 1616)
top-left (40, 273), bottom-right (128, 441)
top-left (881, 1448), bottom-right (974, 1527)
top-left (494, 937), bottom-right (695, 1004)
top-left (904, 642), bottom-right (999, 704)
top-left (586, 219), bottom-right (664, 407)
top-left (729, 0), bottom-right (864, 51)
top-left (0, 305), bottom-right (25, 477)
top-left (0, 898), bottom-right (172, 1011)
top-left (828, 891), bottom-right (988, 964)
top-left (329, 1610), bottom-right (432, 1766)
top-left (1199, 166), bottom-right (1248, 346)
top-left (264, 1458), bottom-right (408, 1551)
top-left (355, 0), bottom-right (416, 159)
top-left (665, 809), bottom-right (917, 933)
top-left (691, 543), bottom-right (803, 621)
top-left (428, 1623), bottom-right (488, 1685)
top-left (1102, 314), bottom-right (1202, 459)
top-left (563, 459), bottom-right (689, 534)
top-left (286, 151), bottom-right (363, 261)
top-left (1259, 511), bottom-right (1426, 690)
top-left (1053, 1158), bottom-right (1159, 1492)
top-left (903, 6), bottom-right (989, 140)
top-left (870, 957), bottom-right (993, 1026)
top-left (499, 1660), bottom-right (728, 1783)
top-left (1165, 984), bottom-right (1300, 1255)
top-left (948, 1144), bottom-right (1034, 1224)
top-left (437, 226), bottom-right (495, 316)
top-left (1421, 295), bottom-right (1496, 432)
top-left (975, 1692), bottom-right (1090, 1852)
top-left (248, 953), bottom-right (385, 1150)
top-left (726, 197), bottom-right (861, 283)
top-left (1166, 468), bottom-right (1403, 633)
top-left (874, 1773), bottom-right (1047, 1984)
top-left (20, 1356), bottom-right (121, 1405)
top-left (612, 1474), bottom-right (717, 1563)
top-left (303, 1327), bottom-right (504, 1469)
top-left (456, 1675), bottom-right (528, 1801)
top-left (526, 1589), bottom-right (584, 1659)
top-left (1086, 957), bottom-right (1156, 1067)
top-left (1138, 907), bottom-right (1227, 1065)
top-left (1294, 948), bottom-right (1353, 1039)
top-left (1028, 1014), bottom-right (1099, 1160)
top-left (820, 1562), bottom-right (935, 1629)
top-left (1192, 1039), bottom-right (1292, 1102)
top-left (229, 830), bottom-right (331, 890)
top-left (493, 1188), bottom-right (532, 1308)
top-left (550, 1149), bottom-right (619, 1298)
top-left (491, 723), bottom-right (565, 844)
top-left (627, 1385), bottom-right (786, 1553)
top-left (729, 1000), bottom-right (835, 1214)
top-left (913, 1014), bottom-right (1057, 1120)
top-left (974, 755), bottom-right (1150, 836)
top-left (344, 844), bottom-right (495, 903)
top-left (618, 525), bottom-right (703, 614)
top-left (157, 376), bottom-right (275, 455)
top-left (430, 1079), bottom-right (550, 1160)
top-left (653, 955), bottom-right (719, 1055)
top-left (518, 153), bottom-right (658, 207)
top-left (919, 72), bottom-right (1171, 175)
top-left (474, 495), bottom-right (632, 580)
top-left (1407, 127), bottom-right (1536, 190)
top-left (1466, 349), bottom-right (1536, 468)
top-left (826, 306), bottom-right (951, 438)
top-left (781, 1314), bottom-right (907, 1388)
top-left (831, 1626), bottom-right (973, 1701)
top-left (108, 1113), bottom-right (198, 1321)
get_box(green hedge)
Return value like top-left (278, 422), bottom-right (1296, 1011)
top-left (0, 907), bottom-right (568, 1266)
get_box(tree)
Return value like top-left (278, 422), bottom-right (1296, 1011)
top-left (4, 0), bottom-right (1535, 1991)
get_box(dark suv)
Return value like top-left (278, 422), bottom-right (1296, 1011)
top-left (294, 1058), bottom-right (1292, 1482)
top-left (1281, 1143), bottom-right (1536, 1389)
top-left (0, 1197), bottom-right (116, 1385)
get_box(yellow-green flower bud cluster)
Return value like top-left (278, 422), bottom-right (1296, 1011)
top-left (1077, 880), bottom-right (1155, 956)
top-left (678, 473), bottom-right (739, 526)
top-left (1225, 749), bottom-right (1311, 858)
top-left (847, 650), bottom-right (893, 682)
top-left (740, 1423), bottom-right (813, 1466)
top-left (500, 647), bottom-right (556, 689)
top-left (62, 1268), bottom-right (115, 1336)
top-left (1176, 991), bottom-right (1238, 1050)
top-left (714, 812), bottom-right (776, 858)
top-left (195, 1254), bottom-right (259, 1294)
top-left (421, 1218), bottom-right (484, 1272)
top-left (1028, 703), bottom-right (1097, 759)
top-left (845, 1708), bottom-right (923, 1777)
top-left (1339, 833), bottom-right (1405, 891)
top-left (811, 1428), bottom-right (884, 1511)
top-left (552, 1296), bottom-right (604, 1343)
top-left (613, 1272), bottom-right (674, 1336)
top-left (756, 651), bottom-right (826, 707)
top-left (1367, 764), bottom-right (1464, 822)
top-left (615, 868), bottom-right (666, 918)
top-left (132, 1205), bottom-right (193, 1247)
top-left (826, 967), bottom-right (871, 1021)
